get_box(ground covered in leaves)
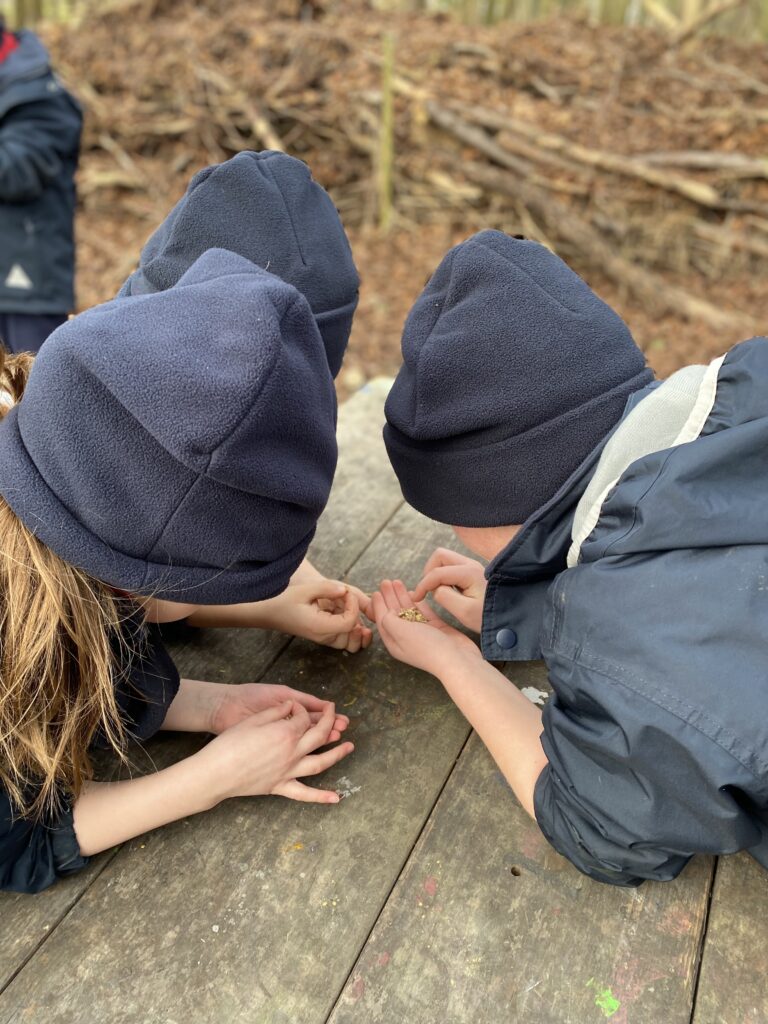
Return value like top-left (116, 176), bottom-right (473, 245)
top-left (42, 0), bottom-right (768, 396)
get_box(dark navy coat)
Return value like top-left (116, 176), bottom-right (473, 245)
top-left (0, 621), bottom-right (179, 894)
top-left (483, 337), bottom-right (768, 886)
top-left (0, 31), bottom-right (82, 315)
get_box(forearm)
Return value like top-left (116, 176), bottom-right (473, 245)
top-left (289, 557), bottom-right (323, 583)
top-left (180, 558), bottom-right (335, 630)
top-left (185, 599), bottom-right (283, 630)
top-left (438, 655), bottom-right (548, 817)
top-left (72, 754), bottom-right (215, 855)
top-left (159, 677), bottom-right (229, 733)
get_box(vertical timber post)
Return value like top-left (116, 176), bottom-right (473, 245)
top-left (378, 31), bottom-right (395, 234)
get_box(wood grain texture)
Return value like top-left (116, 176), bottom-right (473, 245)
top-left (329, 727), bottom-right (714, 1024)
top-left (692, 853), bottom-right (768, 1024)
top-left (0, 503), bottom-right (472, 1024)
top-left (0, 379), bottom-right (402, 995)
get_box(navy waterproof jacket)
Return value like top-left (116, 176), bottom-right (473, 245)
top-left (483, 337), bottom-right (768, 886)
top-left (0, 31), bottom-right (82, 315)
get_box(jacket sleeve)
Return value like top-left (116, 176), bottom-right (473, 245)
top-left (533, 658), bottom-right (762, 886)
top-left (0, 626), bottom-right (178, 894)
top-left (0, 789), bottom-right (88, 894)
top-left (0, 93), bottom-right (81, 202)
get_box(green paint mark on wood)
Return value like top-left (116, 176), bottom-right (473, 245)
top-left (586, 978), bottom-right (621, 1018)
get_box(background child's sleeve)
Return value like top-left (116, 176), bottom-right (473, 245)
top-left (0, 92), bottom-right (82, 202)
top-left (532, 662), bottom-right (764, 886)
top-left (0, 789), bottom-right (88, 894)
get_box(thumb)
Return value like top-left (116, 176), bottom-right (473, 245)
top-left (310, 579), bottom-right (349, 602)
top-left (433, 584), bottom-right (473, 621)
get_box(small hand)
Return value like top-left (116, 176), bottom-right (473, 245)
top-left (199, 700), bottom-right (354, 805)
top-left (211, 683), bottom-right (349, 742)
top-left (270, 580), bottom-right (373, 653)
top-left (372, 579), bottom-right (482, 677)
top-left (411, 548), bottom-right (487, 633)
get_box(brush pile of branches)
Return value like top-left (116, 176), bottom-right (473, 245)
top-left (44, 0), bottom-right (768, 334)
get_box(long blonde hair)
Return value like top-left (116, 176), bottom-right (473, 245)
top-left (0, 348), bottom-right (129, 818)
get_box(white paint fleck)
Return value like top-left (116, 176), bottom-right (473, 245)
top-left (521, 686), bottom-right (548, 706)
top-left (335, 776), bottom-right (362, 799)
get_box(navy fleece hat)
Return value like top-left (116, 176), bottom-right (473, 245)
top-left (384, 230), bottom-right (654, 526)
top-left (118, 151), bottom-right (360, 378)
top-left (0, 249), bottom-right (338, 602)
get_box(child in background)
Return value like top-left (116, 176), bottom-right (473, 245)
top-left (0, 249), bottom-right (359, 894)
top-left (118, 148), bottom-right (365, 605)
top-left (0, 19), bottom-right (82, 353)
top-left (374, 228), bottom-right (768, 887)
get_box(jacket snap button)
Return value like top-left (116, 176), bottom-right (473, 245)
top-left (496, 628), bottom-right (518, 649)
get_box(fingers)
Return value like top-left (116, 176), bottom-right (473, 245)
top-left (432, 583), bottom-right (474, 621)
top-left (392, 579), bottom-right (437, 622)
top-left (296, 701), bottom-right (337, 755)
top-left (283, 689), bottom-right (332, 713)
top-left (347, 586), bottom-right (374, 622)
top-left (308, 710), bottom-right (350, 732)
top-left (423, 546), bottom-right (476, 575)
top-left (315, 588), bottom-right (360, 634)
top-left (273, 779), bottom-right (341, 805)
top-left (286, 700), bottom-right (312, 737)
top-left (379, 579), bottom-right (406, 613)
top-left (411, 564), bottom-right (468, 603)
top-left (248, 700), bottom-right (295, 727)
top-left (371, 590), bottom-right (387, 626)
top-left (344, 622), bottom-right (373, 654)
top-left (295, 738), bottom-right (355, 778)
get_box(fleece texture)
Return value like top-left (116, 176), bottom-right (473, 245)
top-left (118, 151), bottom-right (360, 378)
top-left (384, 230), bottom-right (654, 526)
top-left (0, 249), bottom-right (338, 602)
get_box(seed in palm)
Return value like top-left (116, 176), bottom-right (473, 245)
top-left (398, 607), bottom-right (429, 623)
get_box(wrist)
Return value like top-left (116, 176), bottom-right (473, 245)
top-left (434, 645), bottom-right (485, 685)
top-left (189, 742), bottom-right (229, 810)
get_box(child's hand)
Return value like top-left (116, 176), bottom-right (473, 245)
top-left (211, 683), bottom-right (349, 741)
top-left (268, 580), bottom-right (373, 652)
top-left (411, 548), bottom-right (487, 634)
top-left (372, 579), bottom-right (482, 678)
top-left (198, 700), bottom-right (354, 805)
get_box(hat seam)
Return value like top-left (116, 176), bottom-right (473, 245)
top-left (413, 245), bottom-right (458, 432)
top-left (263, 157), bottom-right (308, 268)
top-left (141, 293), bottom-right (295, 565)
top-left (474, 234), bottom-right (587, 318)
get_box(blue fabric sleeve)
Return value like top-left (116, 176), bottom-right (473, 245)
top-left (533, 661), bottom-right (762, 887)
top-left (0, 791), bottom-right (88, 894)
top-left (0, 93), bottom-right (81, 202)
top-left (0, 623), bottom-right (179, 893)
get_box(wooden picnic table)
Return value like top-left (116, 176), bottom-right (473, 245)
top-left (0, 380), bottom-right (766, 1024)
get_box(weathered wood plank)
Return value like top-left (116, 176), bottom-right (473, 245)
top-left (692, 853), bottom-right (768, 1024)
top-left (0, 379), bottom-right (402, 994)
top-left (0, 503), bottom-right (472, 1024)
top-left (0, 855), bottom-right (115, 995)
top-left (329, 726), bottom-right (715, 1024)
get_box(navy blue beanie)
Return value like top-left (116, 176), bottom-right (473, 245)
top-left (118, 151), bottom-right (360, 379)
top-left (384, 230), bottom-right (654, 526)
top-left (0, 249), bottom-right (338, 602)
